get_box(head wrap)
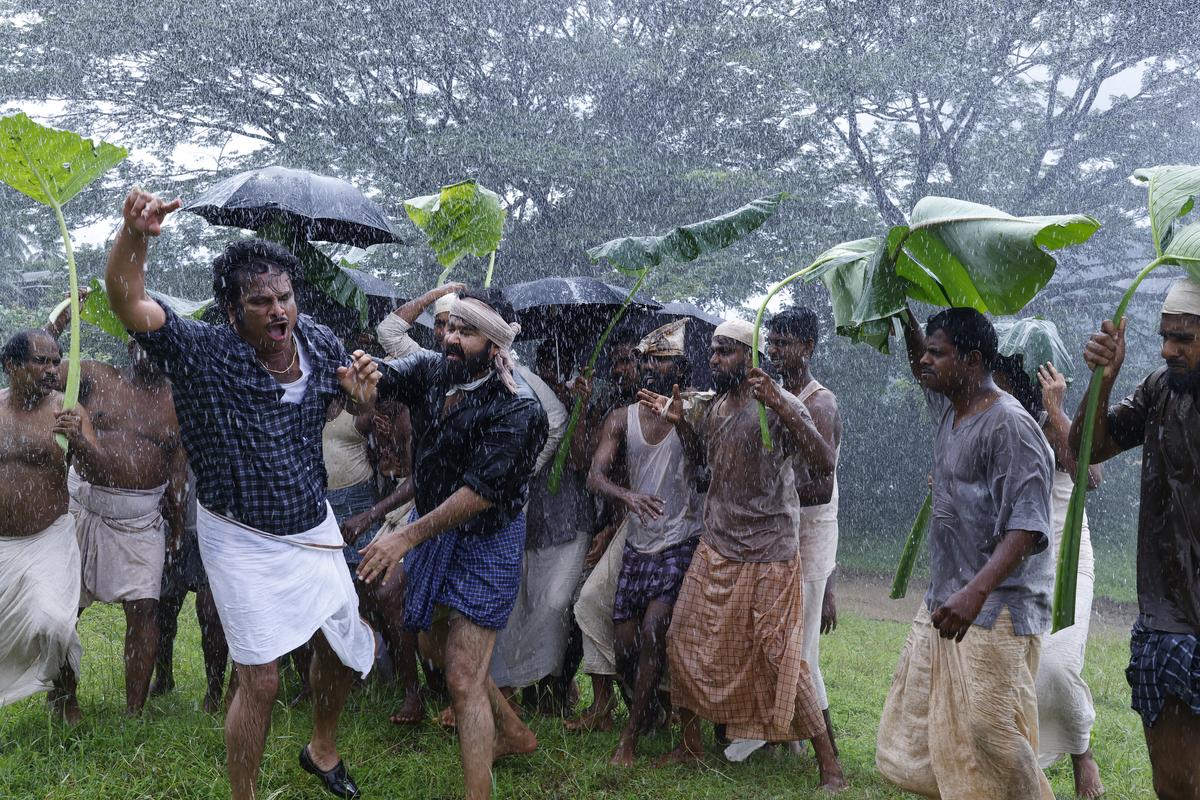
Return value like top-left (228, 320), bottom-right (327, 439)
top-left (1162, 277), bottom-right (1200, 317)
top-left (448, 296), bottom-right (522, 393)
top-left (636, 319), bottom-right (688, 357)
top-left (434, 292), bottom-right (457, 317)
top-left (714, 319), bottom-right (765, 355)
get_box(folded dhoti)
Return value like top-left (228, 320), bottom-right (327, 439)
top-left (69, 468), bottom-right (167, 607)
top-left (196, 503), bottom-right (375, 675)
top-left (574, 520), bottom-right (629, 676)
top-left (0, 514), bottom-right (82, 706)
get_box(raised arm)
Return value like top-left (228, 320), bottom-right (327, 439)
top-left (105, 189), bottom-right (182, 333)
top-left (901, 305), bottom-right (925, 382)
top-left (638, 384), bottom-right (706, 468)
top-left (391, 282), bottom-right (465, 325)
top-left (1069, 319), bottom-right (1131, 464)
top-left (1038, 362), bottom-right (1101, 489)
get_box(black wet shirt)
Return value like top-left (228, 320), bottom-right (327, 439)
top-left (133, 301), bottom-right (348, 535)
top-left (376, 351), bottom-right (548, 535)
top-left (1108, 367), bottom-right (1200, 635)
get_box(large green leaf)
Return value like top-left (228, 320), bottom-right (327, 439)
top-left (404, 180), bottom-right (506, 269)
top-left (994, 317), bottom-right (1075, 384)
top-left (73, 278), bottom-right (212, 342)
top-left (1133, 166), bottom-right (1200, 257)
top-left (587, 193), bottom-right (785, 275)
top-left (804, 236), bottom-right (897, 352)
top-left (0, 113), bottom-right (127, 208)
top-left (892, 196), bottom-right (1101, 315)
top-left (259, 222), bottom-right (369, 326)
top-left (1161, 221), bottom-right (1200, 281)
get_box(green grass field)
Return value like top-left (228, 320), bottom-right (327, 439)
top-left (0, 599), bottom-right (1153, 799)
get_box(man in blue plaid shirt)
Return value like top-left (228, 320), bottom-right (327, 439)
top-left (106, 188), bottom-right (381, 800)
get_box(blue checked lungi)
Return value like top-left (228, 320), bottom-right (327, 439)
top-left (1126, 621), bottom-right (1200, 727)
top-left (403, 510), bottom-right (526, 632)
top-left (612, 536), bottom-right (699, 624)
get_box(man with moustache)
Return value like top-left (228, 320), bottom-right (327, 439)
top-left (105, 188), bottom-right (381, 800)
top-left (357, 288), bottom-right (548, 800)
top-left (586, 319), bottom-right (705, 766)
top-left (638, 319), bottom-right (845, 791)
top-left (1071, 277), bottom-right (1200, 799)
top-left (0, 330), bottom-right (95, 723)
top-left (45, 301), bottom-right (189, 717)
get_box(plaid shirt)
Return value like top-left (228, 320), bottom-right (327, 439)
top-left (134, 301), bottom-right (349, 535)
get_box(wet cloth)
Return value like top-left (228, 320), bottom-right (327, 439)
top-left (794, 381), bottom-right (839, 582)
top-left (876, 606), bottom-right (1053, 800)
top-left (160, 471), bottom-right (205, 597)
top-left (323, 410), bottom-right (373, 491)
top-left (1127, 622), bottom-right (1200, 727)
top-left (134, 302), bottom-right (351, 535)
top-left (623, 404), bottom-right (705, 554)
top-left (491, 527), bottom-right (591, 687)
top-left (69, 468), bottom-right (167, 607)
top-left (800, 576), bottom-right (830, 711)
top-left (576, 520), bottom-right (629, 676)
top-left (612, 537), bottom-right (699, 623)
top-left (924, 390), bottom-right (1055, 635)
top-left (402, 510), bottom-right (527, 632)
top-left (327, 480), bottom-right (379, 568)
top-left (0, 515), bottom-right (82, 706)
top-left (666, 540), bottom-right (825, 741)
top-left (196, 503), bottom-right (374, 674)
top-left (1036, 468), bottom-right (1097, 766)
top-left (524, 462), bottom-right (594, 550)
top-left (1105, 366), bottom-right (1200, 635)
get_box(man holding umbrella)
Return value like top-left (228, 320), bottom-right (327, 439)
top-left (105, 188), bottom-right (381, 800)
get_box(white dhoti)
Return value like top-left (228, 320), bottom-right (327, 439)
top-left (0, 514), bottom-right (82, 706)
top-left (491, 528), bottom-right (591, 688)
top-left (69, 468), bottom-right (166, 607)
top-left (196, 504), bottom-right (375, 675)
top-left (574, 521), bottom-right (629, 676)
top-left (800, 576), bottom-right (829, 710)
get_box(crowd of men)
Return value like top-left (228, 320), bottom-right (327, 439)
top-left (0, 185), bottom-right (1197, 800)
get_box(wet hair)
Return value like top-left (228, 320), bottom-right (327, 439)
top-left (1, 329), bottom-right (56, 375)
top-left (993, 353), bottom-right (1044, 420)
top-left (211, 239), bottom-right (300, 317)
top-left (456, 286), bottom-right (518, 326)
top-left (769, 306), bottom-right (820, 344)
top-left (925, 308), bottom-right (998, 370)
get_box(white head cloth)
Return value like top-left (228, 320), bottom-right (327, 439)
top-left (714, 319), bottom-right (765, 355)
top-left (448, 296), bottom-right (522, 393)
top-left (1162, 277), bottom-right (1200, 317)
top-left (434, 292), bottom-right (457, 317)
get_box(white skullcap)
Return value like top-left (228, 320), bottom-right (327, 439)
top-left (434, 293), bottom-right (457, 317)
top-left (1162, 276), bottom-right (1200, 317)
top-left (713, 319), bottom-right (765, 354)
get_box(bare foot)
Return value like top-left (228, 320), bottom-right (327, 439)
top-left (1072, 749), bottom-right (1105, 798)
top-left (437, 704), bottom-right (455, 728)
top-left (818, 769), bottom-right (849, 794)
top-left (46, 691), bottom-right (83, 726)
top-left (564, 704), bottom-right (614, 733)
top-left (389, 690), bottom-right (425, 725)
top-left (653, 742), bottom-right (704, 767)
top-left (494, 724), bottom-right (538, 760)
top-left (609, 738), bottom-right (637, 767)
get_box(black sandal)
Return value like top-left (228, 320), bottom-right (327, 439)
top-left (299, 745), bottom-right (362, 799)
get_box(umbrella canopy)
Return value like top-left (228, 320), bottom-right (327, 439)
top-left (183, 166), bottom-right (402, 248)
top-left (623, 300), bottom-right (722, 391)
top-left (657, 300), bottom-right (725, 328)
top-left (502, 276), bottom-right (661, 341)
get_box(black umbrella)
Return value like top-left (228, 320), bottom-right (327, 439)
top-left (183, 166), bottom-right (402, 248)
top-left (502, 276), bottom-right (661, 341)
top-left (623, 300), bottom-right (723, 391)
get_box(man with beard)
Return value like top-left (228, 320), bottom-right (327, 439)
top-left (0, 331), bottom-right (94, 723)
top-left (106, 188), bottom-right (380, 800)
top-left (1071, 277), bottom-right (1200, 799)
top-left (45, 301), bottom-right (189, 717)
top-left (586, 319), bottom-right (704, 766)
top-left (357, 289), bottom-right (548, 800)
top-left (638, 320), bottom-right (846, 791)
top-left (877, 307), bottom-right (1055, 800)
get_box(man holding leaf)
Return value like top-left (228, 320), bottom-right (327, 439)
top-left (1071, 277), bottom-right (1200, 799)
top-left (877, 307), bottom-right (1055, 800)
top-left (105, 188), bottom-right (381, 800)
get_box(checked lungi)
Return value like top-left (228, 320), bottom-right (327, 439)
top-left (612, 536), bottom-right (699, 624)
top-left (1127, 621), bottom-right (1200, 727)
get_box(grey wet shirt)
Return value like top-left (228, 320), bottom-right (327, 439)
top-left (924, 390), bottom-right (1055, 635)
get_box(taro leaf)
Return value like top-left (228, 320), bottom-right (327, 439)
top-left (404, 180), bottom-right (506, 269)
top-left (893, 196), bottom-right (1101, 315)
top-left (803, 236), bottom-right (896, 353)
top-left (587, 193), bottom-right (785, 276)
top-left (994, 317), bottom-right (1075, 384)
top-left (1132, 166), bottom-right (1200, 257)
top-left (76, 278), bottom-right (212, 342)
top-left (0, 113), bottom-right (127, 208)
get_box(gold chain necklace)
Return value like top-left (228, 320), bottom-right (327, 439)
top-left (258, 337), bottom-right (298, 375)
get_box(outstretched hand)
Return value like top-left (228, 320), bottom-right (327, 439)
top-left (122, 188), bottom-right (182, 238)
top-left (357, 527), bottom-right (413, 585)
top-left (637, 383), bottom-right (683, 425)
top-left (338, 350), bottom-right (381, 406)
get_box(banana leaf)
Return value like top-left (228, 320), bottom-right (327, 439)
top-left (804, 237), bottom-right (898, 353)
top-left (994, 317), bottom-right (1075, 385)
top-left (258, 221), bottom-right (370, 327)
top-left (890, 489), bottom-right (933, 600)
top-left (63, 278), bottom-right (211, 342)
top-left (547, 193), bottom-right (785, 492)
top-left (1055, 166), bottom-right (1200, 632)
top-left (404, 180), bottom-right (506, 286)
top-left (0, 113), bottom-right (127, 450)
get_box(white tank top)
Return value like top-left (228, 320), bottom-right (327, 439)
top-left (794, 380), bottom-right (839, 581)
top-left (624, 404), bottom-right (706, 554)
